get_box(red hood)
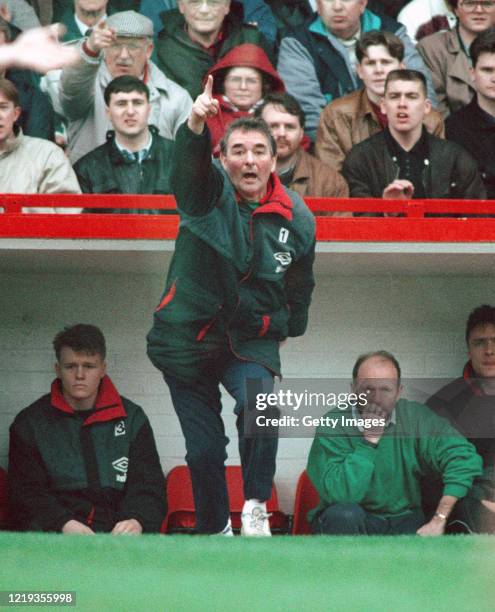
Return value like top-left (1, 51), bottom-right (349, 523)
top-left (205, 43), bottom-right (285, 95)
top-left (463, 361), bottom-right (484, 397)
top-left (252, 173), bottom-right (294, 221)
top-left (51, 375), bottom-right (127, 425)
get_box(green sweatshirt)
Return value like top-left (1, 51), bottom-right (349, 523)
top-left (307, 399), bottom-right (483, 522)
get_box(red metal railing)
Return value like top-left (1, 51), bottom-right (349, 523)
top-left (1, 194), bottom-right (495, 242)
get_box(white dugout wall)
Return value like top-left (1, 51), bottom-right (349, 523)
top-left (1, 242), bottom-right (494, 513)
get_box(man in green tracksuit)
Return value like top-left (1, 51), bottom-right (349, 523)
top-left (147, 75), bottom-right (315, 536)
top-left (9, 324), bottom-right (166, 534)
top-left (307, 350), bottom-right (482, 535)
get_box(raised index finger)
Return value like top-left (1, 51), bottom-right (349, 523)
top-left (204, 74), bottom-right (214, 99)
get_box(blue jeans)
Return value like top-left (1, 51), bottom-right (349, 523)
top-left (165, 359), bottom-right (278, 534)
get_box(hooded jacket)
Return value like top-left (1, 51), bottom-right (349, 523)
top-left (205, 43), bottom-right (285, 151)
top-left (8, 375), bottom-right (166, 533)
top-left (155, 7), bottom-right (275, 100)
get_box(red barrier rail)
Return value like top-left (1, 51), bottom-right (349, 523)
top-left (1, 194), bottom-right (495, 242)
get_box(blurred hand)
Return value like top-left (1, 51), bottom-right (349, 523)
top-left (3, 25), bottom-right (79, 73)
top-left (111, 518), bottom-right (143, 535)
top-left (188, 75), bottom-right (219, 134)
top-left (62, 519), bottom-right (95, 535)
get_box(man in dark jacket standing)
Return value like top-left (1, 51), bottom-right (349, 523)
top-left (74, 76), bottom-right (174, 210)
top-left (342, 69), bottom-right (485, 204)
top-left (8, 324), bottom-right (166, 534)
top-left (147, 75), bottom-right (315, 536)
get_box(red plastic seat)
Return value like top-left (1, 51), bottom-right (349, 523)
top-left (291, 470), bottom-right (320, 535)
top-left (161, 465), bottom-right (288, 534)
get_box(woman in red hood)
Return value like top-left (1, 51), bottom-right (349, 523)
top-left (205, 43), bottom-right (285, 153)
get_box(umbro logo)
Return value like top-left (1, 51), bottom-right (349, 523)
top-left (274, 251), bottom-right (292, 273)
top-left (112, 456), bottom-right (128, 482)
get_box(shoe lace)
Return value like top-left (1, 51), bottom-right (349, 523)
top-left (247, 507), bottom-right (272, 534)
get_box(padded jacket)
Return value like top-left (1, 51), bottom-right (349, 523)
top-left (74, 126), bottom-right (174, 203)
top-left (147, 123), bottom-right (315, 382)
top-left (155, 7), bottom-right (275, 100)
top-left (8, 376), bottom-right (166, 533)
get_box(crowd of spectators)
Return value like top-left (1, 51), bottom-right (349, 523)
top-left (0, 0), bottom-right (494, 206)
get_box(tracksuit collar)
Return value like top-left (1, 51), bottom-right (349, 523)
top-left (51, 375), bottom-right (127, 424)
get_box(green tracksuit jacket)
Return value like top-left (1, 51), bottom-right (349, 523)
top-left (147, 123), bottom-right (315, 383)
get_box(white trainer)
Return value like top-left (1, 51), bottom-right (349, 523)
top-left (241, 506), bottom-right (272, 537)
top-left (212, 518), bottom-right (234, 536)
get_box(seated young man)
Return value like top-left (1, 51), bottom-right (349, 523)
top-left (316, 30), bottom-right (444, 171)
top-left (307, 351), bottom-right (482, 536)
top-left (8, 324), bottom-right (166, 534)
top-left (342, 69), bottom-right (485, 204)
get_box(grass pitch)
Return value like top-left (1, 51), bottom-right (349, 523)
top-left (1, 533), bottom-right (494, 612)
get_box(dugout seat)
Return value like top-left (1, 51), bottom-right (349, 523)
top-left (161, 465), bottom-right (289, 534)
top-left (292, 470), bottom-right (320, 535)
top-left (0, 467), bottom-right (9, 529)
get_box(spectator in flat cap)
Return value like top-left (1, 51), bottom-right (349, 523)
top-left (41, 10), bottom-right (192, 163)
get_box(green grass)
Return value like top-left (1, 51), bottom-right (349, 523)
top-left (1, 533), bottom-right (494, 612)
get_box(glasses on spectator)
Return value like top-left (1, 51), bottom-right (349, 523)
top-left (184, 0), bottom-right (226, 7)
top-left (459, 0), bottom-right (495, 11)
top-left (107, 41), bottom-right (147, 54)
top-left (225, 76), bottom-right (261, 87)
